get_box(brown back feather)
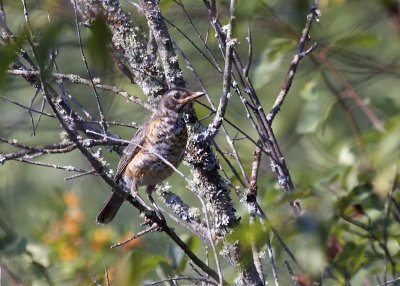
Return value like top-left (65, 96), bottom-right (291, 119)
top-left (114, 122), bottom-right (149, 182)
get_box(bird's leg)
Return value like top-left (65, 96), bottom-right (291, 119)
top-left (146, 185), bottom-right (165, 222)
top-left (130, 179), bottom-right (152, 212)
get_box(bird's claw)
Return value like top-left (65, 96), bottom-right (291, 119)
top-left (140, 209), bottom-right (166, 230)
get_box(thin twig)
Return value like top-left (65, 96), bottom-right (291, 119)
top-left (376, 277), bottom-right (400, 286)
top-left (264, 220), bottom-right (305, 273)
top-left (243, 24), bottom-right (252, 77)
top-left (203, 0), bottom-right (310, 217)
top-left (266, 234), bottom-right (280, 286)
top-left (139, 0), bottom-right (185, 88)
top-left (164, 17), bottom-right (221, 73)
top-left (267, 1), bottom-right (319, 122)
top-left (267, 41), bottom-right (318, 123)
top-left (173, 0), bottom-right (223, 73)
top-left (249, 216), bottom-right (265, 284)
top-left (0, 94), bottom-right (55, 118)
top-left (64, 169), bottom-right (96, 180)
top-left (284, 261), bottom-right (298, 285)
top-left (111, 224), bottom-right (159, 248)
top-left (1, 94), bottom-right (139, 129)
top-left (21, 0), bottom-right (33, 38)
top-left (6, 69), bottom-right (153, 111)
top-left (27, 89), bottom-right (40, 136)
top-left (214, 143), bottom-right (247, 190)
top-left (197, 194), bottom-right (224, 285)
top-left (72, 0), bottom-right (108, 133)
top-left (341, 214), bottom-right (397, 269)
top-left (0, 138), bottom-right (118, 163)
top-left (206, 0), bottom-right (236, 139)
top-left (249, 145), bottom-right (262, 195)
top-left (144, 276), bottom-right (218, 286)
top-left (32, 96), bottom-right (46, 135)
top-left (101, 256), bottom-right (111, 286)
top-left (163, 227), bottom-right (228, 285)
top-left (14, 157), bottom-right (91, 173)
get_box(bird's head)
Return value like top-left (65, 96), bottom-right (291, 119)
top-left (158, 87), bottom-right (205, 114)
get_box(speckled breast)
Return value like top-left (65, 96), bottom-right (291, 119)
top-left (126, 114), bottom-right (188, 186)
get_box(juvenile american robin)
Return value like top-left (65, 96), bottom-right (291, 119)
top-left (96, 87), bottom-right (205, 224)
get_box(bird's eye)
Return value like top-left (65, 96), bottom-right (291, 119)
top-left (173, 93), bottom-right (180, 100)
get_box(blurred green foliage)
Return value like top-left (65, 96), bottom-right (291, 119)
top-left (0, 0), bottom-right (400, 285)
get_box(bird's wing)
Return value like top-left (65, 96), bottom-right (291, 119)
top-left (114, 122), bottom-right (150, 182)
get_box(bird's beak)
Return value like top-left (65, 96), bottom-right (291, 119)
top-left (182, 91), bottom-right (206, 104)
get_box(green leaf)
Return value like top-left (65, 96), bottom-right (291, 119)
top-left (125, 251), bottom-right (166, 284)
top-left (300, 77), bottom-right (319, 100)
top-left (176, 236), bottom-right (201, 273)
top-left (334, 31), bottom-right (379, 48)
top-left (87, 15), bottom-right (113, 69)
top-left (296, 79), bottom-right (335, 134)
top-left (157, 261), bottom-right (174, 277)
top-left (267, 38), bottom-right (296, 61)
top-left (160, 0), bottom-right (174, 10)
top-left (0, 36), bottom-right (25, 86)
top-left (252, 38), bottom-right (296, 88)
top-left (35, 21), bottom-right (65, 78)
top-left (141, 254), bottom-right (167, 273)
top-left (166, 243), bottom-right (183, 268)
top-left (235, 1), bottom-right (264, 18)
top-left (0, 234), bottom-right (27, 255)
top-left (335, 243), bottom-right (368, 275)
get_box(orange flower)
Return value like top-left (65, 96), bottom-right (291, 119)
top-left (63, 209), bottom-right (84, 224)
top-left (63, 191), bottom-right (80, 207)
top-left (90, 228), bottom-right (112, 250)
top-left (58, 245), bottom-right (78, 261)
top-left (42, 222), bottom-right (62, 244)
top-left (62, 209), bottom-right (84, 236)
top-left (64, 220), bottom-right (81, 236)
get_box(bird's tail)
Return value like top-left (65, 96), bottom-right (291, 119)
top-left (96, 192), bottom-right (124, 224)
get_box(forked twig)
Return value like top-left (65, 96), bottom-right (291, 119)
top-left (111, 224), bottom-right (159, 248)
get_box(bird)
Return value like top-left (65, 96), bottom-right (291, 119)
top-left (96, 87), bottom-right (205, 224)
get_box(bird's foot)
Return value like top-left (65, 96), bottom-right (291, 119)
top-left (141, 210), bottom-right (167, 230)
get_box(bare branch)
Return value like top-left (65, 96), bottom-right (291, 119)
top-left (206, 0), bottom-right (236, 138)
top-left (6, 69), bottom-right (153, 111)
top-left (13, 157), bottom-right (92, 174)
top-left (64, 169), bottom-right (96, 180)
top-left (249, 216), bottom-right (265, 284)
top-left (267, 41), bottom-right (318, 122)
top-left (72, 0), bottom-right (108, 133)
top-left (376, 277), bottom-right (400, 286)
top-left (173, 0), bottom-right (223, 73)
top-left (111, 224), bottom-right (159, 248)
top-left (144, 276), bottom-right (219, 286)
top-left (243, 25), bottom-right (253, 77)
top-left (250, 145), bottom-right (262, 195)
top-left (284, 261), bottom-right (299, 286)
top-left (0, 138), bottom-right (118, 164)
top-left (21, 0), bottom-right (33, 38)
top-left (139, 0), bottom-right (185, 88)
top-left (266, 235), bottom-right (280, 286)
